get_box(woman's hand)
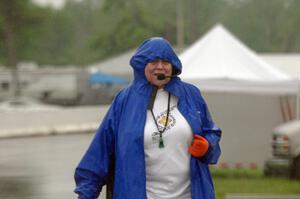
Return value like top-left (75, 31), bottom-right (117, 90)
top-left (189, 135), bottom-right (209, 157)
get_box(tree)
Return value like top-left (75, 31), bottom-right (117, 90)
top-left (0, 0), bottom-right (23, 97)
top-left (90, 0), bottom-right (177, 61)
top-left (2, 0), bottom-right (300, 68)
top-left (0, 0), bottom-right (46, 97)
top-left (282, 0), bottom-right (300, 51)
top-left (222, 0), bottom-right (297, 52)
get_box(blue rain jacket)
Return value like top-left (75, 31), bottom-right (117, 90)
top-left (74, 37), bottom-right (222, 199)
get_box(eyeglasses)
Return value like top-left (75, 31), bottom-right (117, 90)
top-left (148, 60), bottom-right (171, 67)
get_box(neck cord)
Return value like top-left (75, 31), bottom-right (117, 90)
top-left (150, 92), bottom-right (171, 148)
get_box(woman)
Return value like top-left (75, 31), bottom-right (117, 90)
top-left (74, 37), bottom-right (221, 199)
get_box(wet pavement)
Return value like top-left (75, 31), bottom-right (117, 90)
top-left (0, 133), bottom-right (107, 199)
top-left (0, 105), bottom-right (109, 138)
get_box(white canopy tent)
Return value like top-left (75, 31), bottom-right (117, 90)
top-left (180, 24), bottom-right (297, 95)
top-left (179, 24), bottom-right (298, 168)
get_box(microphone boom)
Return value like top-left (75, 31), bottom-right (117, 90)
top-left (156, 74), bottom-right (173, 80)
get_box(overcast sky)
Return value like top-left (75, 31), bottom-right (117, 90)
top-left (32, 0), bottom-right (83, 9)
top-left (31, 0), bottom-right (66, 9)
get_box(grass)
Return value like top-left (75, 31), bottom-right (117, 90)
top-left (211, 168), bottom-right (300, 199)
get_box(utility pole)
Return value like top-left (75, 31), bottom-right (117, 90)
top-left (176, 0), bottom-right (184, 52)
top-left (190, 0), bottom-right (198, 43)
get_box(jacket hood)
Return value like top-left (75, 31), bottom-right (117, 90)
top-left (130, 37), bottom-right (182, 83)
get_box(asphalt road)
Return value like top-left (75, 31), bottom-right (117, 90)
top-left (0, 133), bottom-right (107, 199)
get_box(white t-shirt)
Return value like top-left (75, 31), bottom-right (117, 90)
top-left (144, 88), bottom-right (193, 199)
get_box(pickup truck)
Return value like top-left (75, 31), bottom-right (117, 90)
top-left (264, 120), bottom-right (300, 179)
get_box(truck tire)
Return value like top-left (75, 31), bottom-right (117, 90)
top-left (290, 155), bottom-right (300, 180)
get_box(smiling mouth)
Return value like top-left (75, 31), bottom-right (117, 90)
top-left (154, 73), bottom-right (164, 76)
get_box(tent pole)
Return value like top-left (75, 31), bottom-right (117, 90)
top-left (285, 96), bottom-right (293, 120)
top-left (279, 97), bottom-right (287, 122)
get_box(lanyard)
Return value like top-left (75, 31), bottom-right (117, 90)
top-left (150, 92), bottom-right (171, 148)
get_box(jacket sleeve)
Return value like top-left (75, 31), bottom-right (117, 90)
top-left (74, 96), bottom-right (120, 199)
top-left (197, 92), bottom-right (222, 165)
top-left (190, 86), bottom-right (221, 164)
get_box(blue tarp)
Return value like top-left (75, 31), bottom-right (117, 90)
top-left (89, 72), bottom-right (129, 85)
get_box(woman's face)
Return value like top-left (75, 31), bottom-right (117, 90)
top-left (144, 59), bottom-right (172, 88)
